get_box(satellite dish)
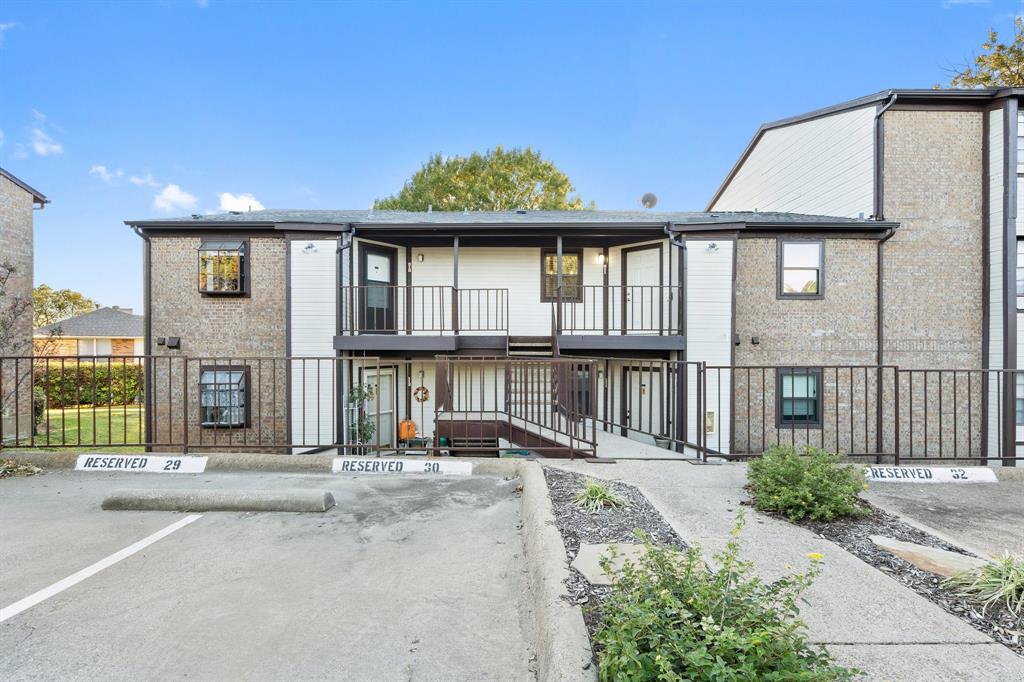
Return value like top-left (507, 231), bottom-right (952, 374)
top-left (641, 193), bottom-right (658, 209)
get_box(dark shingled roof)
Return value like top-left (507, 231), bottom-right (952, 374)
top-left (126, 208), bottom-right (895, 230)
top-left (35, 307), bottom-right (143, 338)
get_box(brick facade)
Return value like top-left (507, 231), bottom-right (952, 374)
top-left (0, 175), bottom-right (36, 442)
top-left (732, 237), bottom-right (883, 453)
top-left (881, 109), bottom-right (985, 369)
top-left (148, 236), bottom-right (289, 449)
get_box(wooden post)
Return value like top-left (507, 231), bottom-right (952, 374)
top-left (452, 236), bottom-right (460, 335)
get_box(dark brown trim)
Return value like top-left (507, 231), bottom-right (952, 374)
top-left (197, 237), bottom-right (250, 297)
top-left (358, 243), bottom-right (398, 333)
top-left (776, 238), bottom-right (825, 299)
top-left (556, 335), bottom-right (685, 351)
top-left (198, 364), bottom-right (252, 429)
top-left (405, 246), bottom-right (412, 335)
top-left (775, 367), bottom-right (824, 429)
top-left (540, 247), bottom-right (583, 303)
top-left (1003, 98), bottom-right (1018, 466)
top-left (601, 246), bottom-right (610, 335)
top-left (982, 105), bottom-right (992, 462)
top-left (620, 243), bottom-right (664, 334)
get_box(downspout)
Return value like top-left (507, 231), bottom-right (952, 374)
top-left (876, 91), bottom-right (897, 119)
top-left (336, 226), bottom-right (354, 448)
top-left (876, 227), bottom-right (896, 366)
top-left (131, 226), bottom-right (152, 453)
top-left (665, 223), bottom-right (687, 453)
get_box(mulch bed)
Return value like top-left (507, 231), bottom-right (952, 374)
top-left (794, 501), bottom-right (1022, 657)
top-left (542, 465), bottom-right (685, 639)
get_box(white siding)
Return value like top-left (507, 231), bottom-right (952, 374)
top-left (684, 239), bottom-right (734, 454)
top-left (289, 239), bottom-right (337, 449)
top-left (988, 108), bottom-right (1005, 460)
top-left (712, 105), bottom-right (876, 218)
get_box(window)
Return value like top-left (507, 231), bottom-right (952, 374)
top-left (778, 240), bottom-right (824, 298)
top-left (1017, 239), bottom-right (1024, 310)
top-left (199, 367), bottom-right (249, 427)
top-left (1016, 375), bottom-right (1024, 427)
top-left (541, 249), bottom-right (582, 302)
top-left (198, 240), bottom-right (247, 294)
top-left (777, 368), bottom-right (822, 427)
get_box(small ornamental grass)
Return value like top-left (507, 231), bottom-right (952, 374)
top-left (573, 478), bottom-right (627, 513)
top-left (945, 553), bottom-right (1024, 616)
top-left (747, 445), bottom-right (867, 523)
top-left (594, 514), bottom-right (857, 681)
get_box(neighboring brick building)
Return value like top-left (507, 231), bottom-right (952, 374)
top-left (0, 168), bottom-right (47, 443)
top-left (710, 88), bottom-right (1021, 463)
top-left (34, 306), bottom-right (144, 359)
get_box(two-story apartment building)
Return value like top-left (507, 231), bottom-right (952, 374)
top-left (122, 87), bottom-right (1024, 465)
top-left (126, 209), bottom-right (895, 457)
top-left (0, 169), bottom-right (47, 443)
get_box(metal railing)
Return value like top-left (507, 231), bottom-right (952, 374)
top-left (555, 284), bottom-right (682, 335)
top-left (339, 285), bottom-right (508, 335)
top-left (0, 354), bottom-right (597, 457)
top-left (3, 355), bottom-right (1020, 464)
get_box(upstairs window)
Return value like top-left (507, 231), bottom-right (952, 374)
top-left (199, 239), bottom-right (247, 295)
top-left (541, 249), bottom-right (582, 302)
top-left (778, 240), bottom-right (824, 298)
top-left (199, 367), bottom-right (249, 428)
top-left (777, 368), bottom-right (822, 427)
top-left (1017, 239), bottom-right (1024, 310)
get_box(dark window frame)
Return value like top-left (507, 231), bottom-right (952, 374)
top-left (198, 364), bottom-right (251, 429)
top-left (775, 367), bottom-right (823, 429)
top-left (776, 238), bottom-right (825, 300)
top-left (540, 248), bottom-right (583, 303)
top-left (1016, 237), bottom-right (1024, 312)
top-left (198, 238), bottom-right (250, 297)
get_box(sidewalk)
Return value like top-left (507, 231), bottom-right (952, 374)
top-left (547, 460), bottom-right (1024, 681)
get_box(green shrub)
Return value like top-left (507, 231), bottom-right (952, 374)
top-left (32, 385), bottom-right (46, 428)
top-left (594, 514), bottom-right (857, 681)
top-left (945, 552), bottom-right (1024, 616)
top-left (33, 363), bottom-right (144, 408)
top-left (574, 478), bottom-right (626, 513)
top-left (747, 445), bottom-right (866, 522)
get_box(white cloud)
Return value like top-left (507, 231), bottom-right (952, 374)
top-left (128, 172), bottom-right (160, 188)
top-left (27, 110), bottom-right (63, 156)
top-left (90, 165), bottom-right (124, 184)
top-left (218, 192), bottom-right (265, 212)
top-left (154, 184), bottom-right (198, 212)
top-left (0, 22), bottom-right (15, 47)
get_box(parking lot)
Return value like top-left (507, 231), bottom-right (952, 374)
top-left (0, 469), bottom-right (535, 681)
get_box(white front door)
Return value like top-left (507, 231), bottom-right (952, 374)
top-left (624, 366), bottom-right (663, 443)
top-left (624, 247), bottom-right (661, 332)
top-left (362, 367), bottom-right (396, 448)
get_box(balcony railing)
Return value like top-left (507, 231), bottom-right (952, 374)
top-left (555, 284), bottom-right (682, 335)
top-left (339, 285), bottom-right (508, 335)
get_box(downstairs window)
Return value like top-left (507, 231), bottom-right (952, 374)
top-left (199, 367), bottom-right (249, 427)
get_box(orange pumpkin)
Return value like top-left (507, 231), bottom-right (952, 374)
top-left (398, 419), bottom-right (417, 441)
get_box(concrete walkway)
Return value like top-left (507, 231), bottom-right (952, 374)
top-left (547, 460), bottom-right (1024, 681)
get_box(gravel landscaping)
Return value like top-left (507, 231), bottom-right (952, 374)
top-left (804, 503), bottom-right (1023, 657)
top-left (542, 466), bottom-right (685, 638)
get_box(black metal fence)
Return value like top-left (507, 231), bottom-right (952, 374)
top-left (1, 355), bottom-right (1020, 464)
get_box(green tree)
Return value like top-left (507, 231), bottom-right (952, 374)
top-left (33, 284), bottom-right (98, 328)
top-left (373, 146), bottom-right (591, 212)
top-left (947, 17), bottom-right (1024, 88)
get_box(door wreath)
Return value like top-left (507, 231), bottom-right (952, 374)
top-left (413, 386), bottom-right (430, 403)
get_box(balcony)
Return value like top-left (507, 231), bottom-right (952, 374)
top-left (555, 284), bottom-right (685, 351)
top-left (336, 285), bottom-right (509, 351)
top-left (335, 284), bottom-right (685, 352)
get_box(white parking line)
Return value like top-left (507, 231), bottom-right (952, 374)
top-left (0, 514), bottom-right (202, 624)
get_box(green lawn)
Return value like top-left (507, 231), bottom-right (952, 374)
top-left (25, 406), bottom-right (146, 453)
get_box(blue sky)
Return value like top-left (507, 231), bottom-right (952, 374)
top-left (1, 0), bottom-right (1021, 312)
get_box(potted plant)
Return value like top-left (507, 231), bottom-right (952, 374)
top-left (347, 384), bottom-right (377, 455)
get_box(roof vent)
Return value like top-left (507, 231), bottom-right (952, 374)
top-left (516, 209), bottom-right (527, 215)
top-left (229, 210), bottom-right (242, 216)
top-left (191, 214), bottom-right (201, 219)
top-left (427, 204), bottom-right (433, 213)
